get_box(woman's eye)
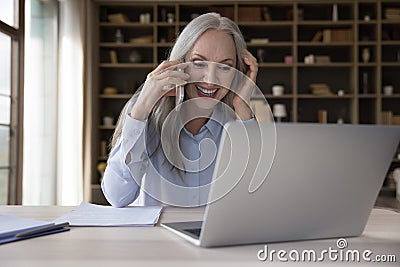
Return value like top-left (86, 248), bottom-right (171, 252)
top-left (193, 61), bottom-right (207, 68)
top-left (217, 65), bottom-right (231, 72)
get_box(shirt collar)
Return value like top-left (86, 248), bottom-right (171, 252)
top-left (204, 103), bottom-right (225, 139)
top-left (181, 102), bottom-right (230, 140)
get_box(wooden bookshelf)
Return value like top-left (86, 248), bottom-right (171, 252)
top-left (86, 0), bottom-right (400, 204)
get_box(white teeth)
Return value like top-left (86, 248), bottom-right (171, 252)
top-left (196, 85), bottom-right (217, 96)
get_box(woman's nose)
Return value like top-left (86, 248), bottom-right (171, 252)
top-left (203, 63), bottom-right (218, 85)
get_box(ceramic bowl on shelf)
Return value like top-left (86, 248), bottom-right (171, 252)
top-left (272, 85), bottom-right (284, 96)
top-left (103, 87), bottom-right (118, 95)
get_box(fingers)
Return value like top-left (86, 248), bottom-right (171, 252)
top-left (243, 49), bottom-right (258, 82)
top-left (156, 69), bottom-right (189, 81)
top-left (161, 77), bottom-right (187, 91)
top-left (148, 61), bottom-right (185, 78)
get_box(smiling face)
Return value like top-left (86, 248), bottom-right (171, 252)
top-left (184, 29), bottom-right (237, 109)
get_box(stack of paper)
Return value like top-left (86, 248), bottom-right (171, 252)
top-left (54, 202), bottom-right (163, 226)
top-left (0, 214), bottom-right (69, 245)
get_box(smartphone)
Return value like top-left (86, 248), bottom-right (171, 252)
top-left (175, 67), bottom-right (184, 108)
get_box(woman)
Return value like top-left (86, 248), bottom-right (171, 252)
top-left (101, 13), bottom-right (258, 207)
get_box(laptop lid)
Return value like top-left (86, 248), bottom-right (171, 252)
top-left (197, 122), bottom-right (400, 247)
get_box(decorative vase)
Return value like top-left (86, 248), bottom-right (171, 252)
top-left (272, 85), bottom-right (284, 96)
top-left (362, 48), bottom-right (370, 63)
top-left (129, 50), bottom-right (142, 63)
top-left (383, 85), bottom-right (394, 96)
top-left (332, 4), bottom-right (338, 21)
top-left (103, 116), bottom-right (114, 126)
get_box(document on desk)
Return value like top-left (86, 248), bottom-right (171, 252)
top-left (54, 202), bottom-right (163, 226)
top-left (0, 214), bottom-right (69, 245)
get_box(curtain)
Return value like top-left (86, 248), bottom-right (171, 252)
top-left (56, 0), bottom-right (84, 205)
top-left (23, 0), bottom-right (85, 205)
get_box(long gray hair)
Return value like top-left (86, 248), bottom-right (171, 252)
top-left (111, 13), bottom-right (247, 171)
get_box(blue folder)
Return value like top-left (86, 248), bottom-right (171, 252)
top-left (0, 214), bottom-right (70, 245)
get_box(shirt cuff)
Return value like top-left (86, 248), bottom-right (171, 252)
top-left (121, 114), bottom-right (147, 162)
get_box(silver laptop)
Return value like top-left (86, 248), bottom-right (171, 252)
top-left (161, 122), bottom-right (400, 247)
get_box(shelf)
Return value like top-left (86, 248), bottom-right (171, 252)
top-left (99, 94), bottom-right (133, 99)
top-left (99, 22), bottom-right (154, 28)
top-left (263, 94), bottom-right (295, 99)
top-left (358, 63), bottom-right (378, 67)
top-left (357, 20), bottom-right (378, 25)
top-left (297, 42), bottom-right (353, 47)
top-left (358, 94), bottom-right (378, 99)
top-left (258, 63), bottom-right (294, 68)
top-left (238, 21), bottom-right (293, 26)
top-left (381, 94), bottom-right (400, 98)
top-left (156, 42), bottom-right (174, 47)
top-left (297, 63), bottom-right (353, 67)
top-left (99, 125), bottom-right (116, 130)
top-left (358, 41), bottom-right (378, 46)
top-left (100, 63), bottom-right (155, 68)
top-left (247, 42), bottom-right (293, 47)
top-left (381, 19), bottom-right (400, 25)
top-left (297, 20), bottom-right (354, 26)
top-left (297, 94), bottom-right (354, 99)
top-left (100, 42), bottom-right (154, 48)
top-left (381, 41), bottom-right (400, 46)
top-left (381, 63), bottom-right (400, 67)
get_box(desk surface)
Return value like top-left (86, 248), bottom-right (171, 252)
top-left (0, 206), bottom-right (399, 267)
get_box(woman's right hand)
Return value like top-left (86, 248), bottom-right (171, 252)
top-left (130, 61), bottom-right (189, 120)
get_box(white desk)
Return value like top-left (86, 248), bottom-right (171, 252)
top-left (0, 206), bottom-right (399, 267)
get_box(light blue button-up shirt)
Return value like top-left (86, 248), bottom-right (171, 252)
top-left (101, 102), bottom-right (236, 207)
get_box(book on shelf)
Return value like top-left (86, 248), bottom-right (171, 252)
top-left (392, 115), bottom-right (400, 126)
top-left (315, 55), bottom-right (330, 64)
top-left (109, 50), bottom-right (118, 64)
top-left (381, 111), bottom-right (393, 125)
top-left (385, 8), bottom-right (400, 20)
top-left (310, 83), bottom-right (333, 95)
top-left (318, 110), bottom-right (328, 124)
top-left (323, 29), bottom-right (352, 43)
top-left (311, 31), bottom-right (323, 42)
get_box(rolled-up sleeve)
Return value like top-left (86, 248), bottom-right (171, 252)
top-left (101, 115), bottom-right (149, 207)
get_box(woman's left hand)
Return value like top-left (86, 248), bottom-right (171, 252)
top-left (232, 49), bottom-right (258, 120)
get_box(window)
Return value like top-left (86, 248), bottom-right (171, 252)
top-left (0, 0), bottom-right (24, 204)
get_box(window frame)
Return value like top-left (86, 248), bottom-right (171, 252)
top-left (0, 0), bottom-right (24, 204)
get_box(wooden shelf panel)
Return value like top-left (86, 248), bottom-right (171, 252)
top-left (100, 63), bottom-right (155, 68)
top-left (247, 42), bottom-right (293, 47)
top-left (297, 94), bottom-right (355, 99)
top-left (238, 21), bottom-right (293, 26)
top-left (99, 22), bottom-right (154, 27)
top-left (297, 63), bottom-right (353, 67)
top-left (298, 42), bottom-right (353, 46)
top-left (99, 125), bottom-right (116, 130)
top-left (99, 94), bottom-right (133, 99)
top-left (297, 20), bottom-right (354, 26)
top-left (100, 42), bottom-right (154, 48)
top-left (381, 94), bottom-right (400, 98)
top-left (258, 63), bottom-right (294, 68)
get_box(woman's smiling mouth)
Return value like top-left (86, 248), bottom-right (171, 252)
top-left (196, 84), bottom-right (218, 98)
